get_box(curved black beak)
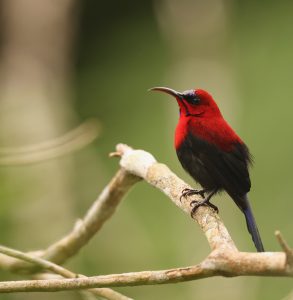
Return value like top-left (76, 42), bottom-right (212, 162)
top-left (148, 87), bottom-right (183, 99)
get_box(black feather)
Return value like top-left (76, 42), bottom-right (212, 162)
top-left (176, 132), bottom-right (264, 252)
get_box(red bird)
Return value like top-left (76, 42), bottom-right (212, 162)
top-left (150, 87), bottom-right (264, 252)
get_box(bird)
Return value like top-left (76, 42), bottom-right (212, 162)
top-left (149, 86), bottom-right (264, 252)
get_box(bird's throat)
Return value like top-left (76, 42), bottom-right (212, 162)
top-left (175, 115), bottom-right (243, 152)
top-left (175, 116), bottom-right (189, 149)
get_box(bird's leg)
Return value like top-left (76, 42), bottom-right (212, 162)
top-left (190, 189), bottom-right (218, 215)
top-left (180, 188), bottom-right (206, 202)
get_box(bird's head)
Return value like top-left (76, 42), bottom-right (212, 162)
top-left (149, 87), bottom-right (222, 118)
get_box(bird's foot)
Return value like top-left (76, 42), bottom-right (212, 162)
top-left (190, 199), bottom-right (219, 215)
top-left (180, 188), bottom-right (206, 202)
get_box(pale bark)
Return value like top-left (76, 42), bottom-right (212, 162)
top-left (0, 144), bottom-right (290, 295)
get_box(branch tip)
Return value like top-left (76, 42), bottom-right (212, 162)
top-left (109, 151), bottom-right (121, 158)
top-left (275, 230), bottom-right (290, 252)
top-left (275, 230), bottom-right (293, 268)
top-left (109, 144), bottom-right (133, 158)
top-left (116, 143), bottom-right (133, 154)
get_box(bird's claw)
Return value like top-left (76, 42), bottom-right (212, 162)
top-left (180, 188), bottom-right (206, 202)
top-left (190, 199), bottom-right (219, 215)
top-left (180, 188), bottom-right (218, 215)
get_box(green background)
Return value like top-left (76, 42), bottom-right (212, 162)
top-left (1, 1), bottom-right (293, 299)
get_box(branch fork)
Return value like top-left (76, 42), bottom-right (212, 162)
top-left (275, 231), bottom-right (293, 272)
top-left (0, 143), bottom-right (291, 296)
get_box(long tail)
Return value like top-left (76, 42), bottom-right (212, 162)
top-left (233, 194), bottom-right (264, 252)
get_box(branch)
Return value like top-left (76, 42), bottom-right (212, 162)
top-left (115, 143), bottom-right (236, 252)
top-left (0, 245), bottom-right (73, 277)
top-left (0, 143), bottom-right (232, 273)
top-left (0, 143), bottom-right (292, 294)
top-left (0, 251), bottom-right (290, 293)
top-left (0, 245), bottom-right (132, 300)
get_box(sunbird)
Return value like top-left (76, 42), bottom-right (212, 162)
top-left (150, 87), bottom-right (264, 252)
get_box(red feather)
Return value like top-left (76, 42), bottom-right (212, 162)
top-left (175, 113), bottom-right (242, 151)
top-left (175, 89), bottom-right (242, 151)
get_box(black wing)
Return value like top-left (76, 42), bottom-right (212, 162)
top-left (176, 133), bottom-right (252, 198)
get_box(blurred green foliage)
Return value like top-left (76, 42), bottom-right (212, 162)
top-left (1, 1), bottom-right (293, 299)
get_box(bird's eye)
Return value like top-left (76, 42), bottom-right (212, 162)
top-left (184, 92), bottom-right (200, 105)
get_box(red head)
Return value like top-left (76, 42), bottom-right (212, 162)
top-left (149, 86), bottom-right (242, 150)
top-left (149, 87), bottom-right (222, 119)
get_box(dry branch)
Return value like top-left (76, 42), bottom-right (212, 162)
top-left (0, 245), bottom-right (132, 300)
top-left (0, 251), bottom-right (290, 293)
top-left (0, 143), bottom-right (291, 294)
top-left (115, 144), bottom-right (236, 252)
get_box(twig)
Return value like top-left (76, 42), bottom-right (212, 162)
top-left (0, 245), bottom-right (73, 277)
top-left (275, 231), bottom-right (293, 270)
top-left (0, 245), bottom-right (132, 300)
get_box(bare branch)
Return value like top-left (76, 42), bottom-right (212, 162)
top-left (0, 245), bottom-right (132, 300)
top-left (116, 143), bottom-right (236, 252)
top-left (0, 245), bottom-right (73, 277)
top-left (0, 144), bottom-right (291, 295)
top-left (0, 251), bottom-right (290, 293)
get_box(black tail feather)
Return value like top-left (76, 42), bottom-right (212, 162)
top-left (233, 194), bottom-right (264, 252)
